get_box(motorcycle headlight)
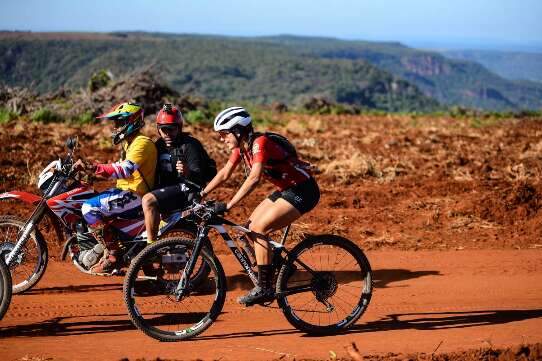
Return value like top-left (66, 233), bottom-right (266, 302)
top-left (37, 172), bottom-right (55, 194)
top-left (37, 160), bottom-right (63, 195)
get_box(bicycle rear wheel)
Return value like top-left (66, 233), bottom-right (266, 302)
top-left (276, 234), bottom-right (372, 334)
top-left (123, 238), bottom-right (226, 341)
top-left (0, 257), bottom-right (12, 320)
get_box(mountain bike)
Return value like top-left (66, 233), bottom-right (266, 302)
top-left (0, 257), bottom-right (12, 321)
top-left (123, 200), bottom-right (373, 341)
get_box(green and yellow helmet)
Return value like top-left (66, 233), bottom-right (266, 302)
top-left (97, 102), bottom-right (144, 145)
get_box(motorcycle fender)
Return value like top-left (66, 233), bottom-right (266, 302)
top-left (0, 191), bottom-right (66, 246)
top-left (0, 191), bottom-right (41, 205)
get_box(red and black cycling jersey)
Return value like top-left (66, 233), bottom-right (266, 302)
top-left (228, 135), bottom-right (311, 191)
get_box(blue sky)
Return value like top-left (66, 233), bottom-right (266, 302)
top-left (1, 0), bottom-right (541, 51)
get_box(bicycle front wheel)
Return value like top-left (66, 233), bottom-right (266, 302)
top-left (123, 238), bottom-right (226, 341)
top-left (0, 257), bottom-right (12, 320)
top-left (276, 235), bottom-right (372, 334)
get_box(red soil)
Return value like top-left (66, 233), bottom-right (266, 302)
top-left (1, 250), bottom-right (542, 360)
top-left (1, 114), bottom-right (542, 360)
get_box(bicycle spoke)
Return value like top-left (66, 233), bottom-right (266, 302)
top-left (277, 236), bottom-right (372, 333)
top-left (124, 238), bottom-right (225, 341)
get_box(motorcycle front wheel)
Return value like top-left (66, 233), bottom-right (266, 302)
top-left (0, 257), bottom-right (12, 320)
top-left (0, 216), bottom-right (48, 294)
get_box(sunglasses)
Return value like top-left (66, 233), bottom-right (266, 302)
top-left (159, 125), bottom-right (178, 133)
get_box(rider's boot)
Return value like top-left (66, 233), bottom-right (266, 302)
top-left (88, 224), bottom-right (121, 276)
top-left (237, 264), bottom-right (275, 306)
top-left (90, 249), bottom-right (120, 275)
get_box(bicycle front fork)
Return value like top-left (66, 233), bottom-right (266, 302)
top-left (175, 226), bottom-right (209, 299)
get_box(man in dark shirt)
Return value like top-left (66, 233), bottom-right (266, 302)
top-left (142, 104), bottom-right (210, 243)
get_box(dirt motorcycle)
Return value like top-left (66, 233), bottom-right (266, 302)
top-left (0, 137), bottom-right (210, 294)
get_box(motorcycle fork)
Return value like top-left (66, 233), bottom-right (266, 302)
top-left (5, 200), bottom-right (47, 266)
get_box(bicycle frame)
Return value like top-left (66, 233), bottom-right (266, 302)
top-left (174, 205), bottom-right (318, 299)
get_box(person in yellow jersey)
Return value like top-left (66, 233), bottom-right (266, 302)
top-left (75, 102), bottom-right (157, 275)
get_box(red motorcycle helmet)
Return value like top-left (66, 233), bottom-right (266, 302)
top-left (156, 104), bottom-right (184, 127)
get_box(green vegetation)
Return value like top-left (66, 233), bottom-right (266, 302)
top-left (88, 69), bottom-right (111, 92)
top-left (442, 49), bottom-right (542, 83)
top-left (31, 108), bottom-right (63, 123)
top-left (260, 35), bottom-right (542, 111)
top-left (184, 110), bottom-right (209, 124)
top-left (1, 32), bottom-right (542, 112)
top-left (71, 111), bottom-right (94, 124)
top-left (0, 33), bottom-right (438, 112)
top-left (0, 107), bottom-right (17, 123)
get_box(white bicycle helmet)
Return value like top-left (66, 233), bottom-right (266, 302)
top-left (213, 107), bottom-right (251, 132)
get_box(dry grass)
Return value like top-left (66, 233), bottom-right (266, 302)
top-left (284, 116), bottom-right (328, 134)
top-left (322, 151), bottom-right (382, 183)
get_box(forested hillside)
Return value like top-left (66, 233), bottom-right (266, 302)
top-left (2, 32), bottom-right (542, 111)
top-left (262, 35), bottom-right (542, 110)
top-left (442, 49), bottom-right (542, 83)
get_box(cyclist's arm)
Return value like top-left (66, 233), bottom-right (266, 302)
top-left (202, 160), bottom-right (237, 196)
top-left (226, 161), bottom-right (263, 210)
top-left (95, 136), bottom-right (151, 180)
top-left (94, 160), bottom-right (138, 180)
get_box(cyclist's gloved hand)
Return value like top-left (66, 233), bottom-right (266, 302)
top-left (213, 202), bottom-right (228, 215)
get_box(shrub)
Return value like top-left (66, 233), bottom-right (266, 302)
top-left (31, 108), bottom-right (63, 123)
top-left (184, 110), bottom-right (210, 124)
top-left (0, 107), bottom-right (18, 123)
top-left (72, 111), bottom-right (95, 124)
top-left (88, 69), bottom-right (112, 92)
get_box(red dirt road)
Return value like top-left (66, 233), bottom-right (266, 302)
top-left (1, 250), bottom-right (541, 361)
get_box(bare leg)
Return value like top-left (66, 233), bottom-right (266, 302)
top-left (248, 199), bottom-right (301, 265)
top-left (249, 198), bottom-right (275, 224)
top-left (238, 199), bottom-right (302, 305)
top-left (142, 193), bottom-right (160, 243)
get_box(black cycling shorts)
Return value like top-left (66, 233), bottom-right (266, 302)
top-left (151, 184), bottom-right (193, 214)
top-left (268, 177), bottom-right (320, 214)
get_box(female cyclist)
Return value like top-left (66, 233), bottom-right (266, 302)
top-left (201, 107), bottom-right (320, 306)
